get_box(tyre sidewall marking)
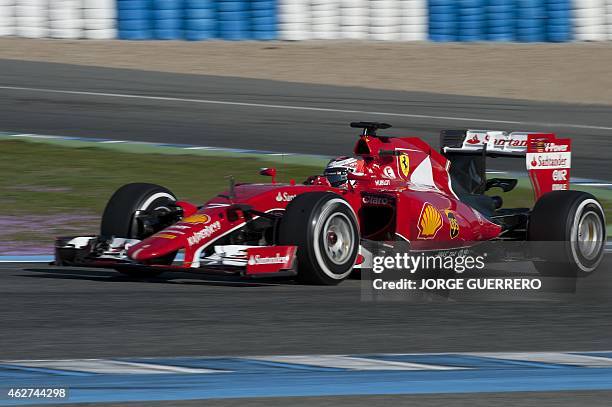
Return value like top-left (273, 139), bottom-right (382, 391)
top-left (138, 192), bottom-right (176, 211)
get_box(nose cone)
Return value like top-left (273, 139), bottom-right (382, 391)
top-left (127, 232), bottom-right (184, 261)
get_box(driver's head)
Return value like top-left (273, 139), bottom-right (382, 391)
top-left (324, 156), bottom-right (365, 188)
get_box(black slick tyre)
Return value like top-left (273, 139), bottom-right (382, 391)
top-left (528, 191), bottom-right (606, 277)
top-left (100, 183), bottom-right (177, 277)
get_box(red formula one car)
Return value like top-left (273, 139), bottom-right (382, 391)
top-left (55, 122), bottom-right (607, 284)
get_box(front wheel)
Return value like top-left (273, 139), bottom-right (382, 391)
top-left (528, 191), bottom-right (606, 277)
top-left (101, 183), bottom-right (178, 277)
top-left (278, 192), bottom-right (359, 285)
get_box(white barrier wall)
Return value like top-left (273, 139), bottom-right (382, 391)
top-left (82, 0), bottom-right (115, 39)
top-left (607, 0), bottom-right (612, 39)
top-left (0, 0), bottom-right (15, 36)
top-left (50, 0), bottom-right (82, 38)
top-left (276, 0), bottom-right (610, 42)
top-left (2, 0), bottom-right (116, 39)
top-left (280, 0), bottom-right (428, 40)
top-left (340, 0), bottom-right (368, 39)
top-left (16, 0), bottom-right (47, 38)
top-left (400, 0), bottom-right (427, 41)
top-left (369, 0), bottom-right (399, 41)
top-left (0, 1), bottom-right (609, 42)
top-left (279, 0), bottom-right (310, 40)
top-left (573, 0), bottom-right (606, 41)
top-left (311, 0), bottom-right (338, 39)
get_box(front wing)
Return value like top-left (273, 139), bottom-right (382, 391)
top-left (54, 236), bottom-right (298, 279)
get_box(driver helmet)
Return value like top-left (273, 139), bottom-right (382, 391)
top-left (324, 156), bottom-right (365, 188)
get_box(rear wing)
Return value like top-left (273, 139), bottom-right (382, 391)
top-left (440, 129), bottom-right (571, 200)
top-left (442, 129), bottom-right (532, 156)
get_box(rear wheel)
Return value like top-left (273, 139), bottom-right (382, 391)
top-left (101, 183), bottom-right (178, 277)
top-left (279, 192), bottom-right (359, 285)
top-left (528, 191), bottom-right (606, 277)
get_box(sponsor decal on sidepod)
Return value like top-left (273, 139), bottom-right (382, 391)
top-left (445, 210), bottom-right (460, 239)
top-left (362, 194), bottom-right (391, 206)
top-left (417, 203), bottom-right (443, 239)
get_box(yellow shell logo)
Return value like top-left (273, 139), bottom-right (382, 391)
top-left (399, 153), bottom-right (410, 178)
top-left (182, 214), bottom-right (210, 224)
top-left (417, 203), bottom-right (443, 239)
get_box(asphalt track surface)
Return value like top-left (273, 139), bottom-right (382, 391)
top-left (0, 59), bottom-right (611, 180)
top-left (0, 257), bottom-right (611, 405)
top-left (1, 59), bottom-right (612, 405)
top-left (1, 256), bottom-right (610, 359)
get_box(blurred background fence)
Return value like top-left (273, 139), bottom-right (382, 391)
top-left (0, 0), bottom-right (610, 41)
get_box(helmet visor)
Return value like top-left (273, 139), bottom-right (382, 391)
top-left (324, 168), bottom-right (348, 187)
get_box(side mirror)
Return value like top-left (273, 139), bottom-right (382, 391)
top-left (259, 167), bottom-right (277, 184)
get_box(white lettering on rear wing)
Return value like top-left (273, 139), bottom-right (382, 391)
top-left (443, 129), bottom-right (530, 156)
top-left (526, 136), bottom-right (572, 198)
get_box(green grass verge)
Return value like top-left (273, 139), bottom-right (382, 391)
top-left (487, 177), bottom-right (612, 237)
top-left (1, 139), bottom-right (610, 252)
top-left (0, 140), bottom-right (319, 216)
top-left (0, 140), bottom-right (322, 252)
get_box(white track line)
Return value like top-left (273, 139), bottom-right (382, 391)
top-left (249, 355), bottom-right (462, 370)
top-left (2, 85), bottom-right (612, 131)
top-left (574, 183), bottom-right (612, 187)
top-left (2, 359), bottom-right (223, 374)
top-left (472, 352), bottom-right (612, 368)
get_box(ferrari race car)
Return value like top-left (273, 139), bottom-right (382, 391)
top-left (55, 122), bottom-right (607, 284)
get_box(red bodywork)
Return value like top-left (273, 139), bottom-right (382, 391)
top-left (126, 134), bottom-right (503, 270)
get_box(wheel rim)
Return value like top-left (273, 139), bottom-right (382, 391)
top-left (322, 212), bottom-right (355, 265)
top-left (576, 210), bottom-right (603, 261)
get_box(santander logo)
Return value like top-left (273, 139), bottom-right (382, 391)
top-left (248, 253), bottom-right (290, 265)
top-left (466, 134), bottom-right (481, 145)
top-left (276, 192), bottom-right (296, 202)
